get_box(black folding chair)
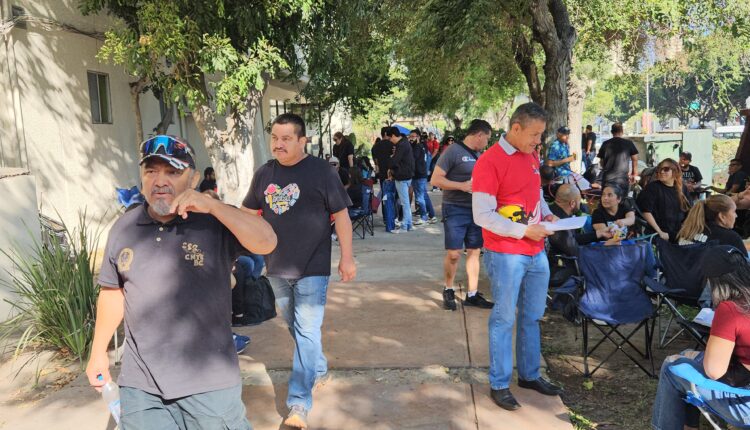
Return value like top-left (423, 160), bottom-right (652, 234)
top-left (644, 238), bottom-right (715, 349)
top-left (349, 185), bottom-right (374, 239)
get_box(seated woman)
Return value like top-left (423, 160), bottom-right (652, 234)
top-left (652, 246), bottom-right (750, 429)
top-left (638, 158), bottom-right (690, 242)
top-left (676, 194), bottom-right (745, 252)
top-left (347, 167), bottom-right (364, 211)
top-left (591, 184), bottom-right (635, 239)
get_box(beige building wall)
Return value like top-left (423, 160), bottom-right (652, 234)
top-left (0, 172), bottom-right (42, 320)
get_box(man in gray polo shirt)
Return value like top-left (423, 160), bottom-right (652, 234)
top-left (85, 135), bottom-right (277, 429)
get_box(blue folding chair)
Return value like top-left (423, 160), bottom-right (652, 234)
top-left (669, 362), bottom-right (750, 429)
top-left (574, 241), bottom-right (658, 377)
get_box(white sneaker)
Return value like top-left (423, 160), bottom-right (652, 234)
top-left (428, 217), bottom-right (438, 224)
top-left (389, 228), bottom-right (401, 234)
top-left (413, 219), bottom-right (424, 226)
top-left (395, 220), bottom-right (402, 228)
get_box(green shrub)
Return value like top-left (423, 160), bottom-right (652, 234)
top-left (0, 211), bottom-right (101, 370)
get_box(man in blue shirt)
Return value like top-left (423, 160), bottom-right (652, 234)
top-left (545, 126), bottom-right (575, 178)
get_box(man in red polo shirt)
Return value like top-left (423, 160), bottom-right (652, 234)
top-left (472, 102), bottom-right (563, 411)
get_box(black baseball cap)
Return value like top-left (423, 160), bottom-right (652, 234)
top-left (557, 126), bottom-right (571, 135)
top-left (702, 245), bottom-right (748, 278)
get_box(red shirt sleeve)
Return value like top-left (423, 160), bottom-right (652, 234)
top-left (711, 301), bottom-right (739, 343)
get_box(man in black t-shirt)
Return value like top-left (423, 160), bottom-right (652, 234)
top-left (582, 125), bottom-right (596, 170)
top-left (371, 127), bottom-right (394, 183)
top-left (712, 158), bottom-right (748, 195)
top-left (332, 131), bottom-right (355, 169)
top-left (243, 114), bottom-right (356, 429)
top-left (679, 151), bottom-right (703, 200)
top-left (597, 122), bottom-right (638, 189)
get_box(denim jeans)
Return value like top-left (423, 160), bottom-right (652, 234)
top-left (236, 254), bottom-right (265, 282)
top-left (483, 250), bottom-right (550, 389)
top-left (395, 179), bottom-right (412, 230)
top-left (268, 276), bottom-right (329, 411)
top-left (382, 179), bottom-right (397, 232)
top-left (652, 353), bottom-right (750, 430)
top-left (412, 177), bottom-right (435, 220)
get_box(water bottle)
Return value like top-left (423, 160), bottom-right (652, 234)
top-left (99, 376), bottom-right (121, 425)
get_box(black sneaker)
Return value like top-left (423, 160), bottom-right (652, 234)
top-left (443, 288), bottom-right (457, 311)
top-left (464, 292), bottom-right (494, 309)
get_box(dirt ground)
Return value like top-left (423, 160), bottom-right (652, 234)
top-left (541, 310), bottom-right (699, 430)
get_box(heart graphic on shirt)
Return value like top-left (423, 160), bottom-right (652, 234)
top-left (264, 183), bottom-right (300, 215)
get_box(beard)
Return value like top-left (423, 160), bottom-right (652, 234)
top-left (150, 185), bottom-right (174, 216)
top-left (151, 199), bottom-right (172, 216)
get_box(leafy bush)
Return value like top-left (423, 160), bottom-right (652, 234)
top-left (0, 212), bottom-right (101, 370)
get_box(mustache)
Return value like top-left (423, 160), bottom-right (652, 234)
top-left (273, 148), bottom-right (287, 152)
top-left (151, 185), bottom-right (174, 195)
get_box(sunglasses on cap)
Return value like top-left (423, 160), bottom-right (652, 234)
top-left (140, 135), bottom-right (195, 169)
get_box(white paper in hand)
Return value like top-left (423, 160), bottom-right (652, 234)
top-left (540, 216), bottom-right (587, 232)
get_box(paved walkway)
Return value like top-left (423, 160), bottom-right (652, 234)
top-left (0, 192), bottom-right (573, 429)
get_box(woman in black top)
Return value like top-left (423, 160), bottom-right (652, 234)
top-left (592, 184), bottom-right (635, 238)
top-left (639, 158), bottom-right (690, 242)
top-left (347, 167), bottom-right (364, 209)
top-left (676, 194), bottom-right (746, 252)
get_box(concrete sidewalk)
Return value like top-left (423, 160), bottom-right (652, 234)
top-left (0, 192), bottom-right (573, 429)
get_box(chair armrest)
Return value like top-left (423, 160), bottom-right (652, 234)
top-left (669, 362), bottom-right (750, 396)
top-left (642, 276), bottom-right (669, 293)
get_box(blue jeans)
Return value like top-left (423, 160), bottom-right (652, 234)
top-left (382, 179), bottom-right (397, 232)
top-left (236, 254), bottom-right (265, 282)
top-left (268, 276), bottom-right (329, 411)
top-left (652, 353), bottom-right (750, 430)
top-left (395, 179), bottom-right (412, 230)
top-left (483, 250), bottom-right (550, 389)
top-left (413, 177), bottom-right (435, 220)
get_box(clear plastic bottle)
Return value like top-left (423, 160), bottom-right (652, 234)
top-left (101, 380), bottom-right (121, 425)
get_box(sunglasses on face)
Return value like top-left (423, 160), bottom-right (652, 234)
top-left (659, 166), bottom-right (673, 173)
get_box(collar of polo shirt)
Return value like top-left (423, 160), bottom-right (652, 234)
top-left (135, 203), bottom-right (195, 226)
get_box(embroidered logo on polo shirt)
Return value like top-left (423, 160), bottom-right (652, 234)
top-left (182, 242), bottom-right (204, 267)
top-left (264, 183), bottom-right (300, 215)
top-left (117, 248), bottom-right (134, 272)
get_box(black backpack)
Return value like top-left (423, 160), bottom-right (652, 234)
top-left (232, 276), bottom-right (277, 325)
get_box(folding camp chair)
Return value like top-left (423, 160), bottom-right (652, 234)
top-left (555, 241), bottom-right (658, 377)
top-left (644, 238), bottom-right (716, 348)
top-left (669, 362), bottom-right (750, 429)
top-left (350, 185), bottom-right (374, 239)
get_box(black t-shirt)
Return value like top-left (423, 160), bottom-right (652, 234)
top-left (337, 167), bottom-right (350, 186)
top-left (583, 132), bottom-right (596, 152)
top-left (681, 165), bottom-right (703, 184)
top-left (243, 156), bottom-right (351, 278)
top-left (333, 139), bottom-right (355, 169)
top-left (591, 202), bottom-right (633, 226)
top-left (198, 179), bottom-right (217, 192)
top-left (347, 186), bottom-right (363, 209)
top-left (597, 137), bottom-right (638, 187)
top-left (638, 180), bottom-right (687, 240)
top-left (727, 171), bottom-right (748, 193)
top-left (371, 139), bottom-right (394, 180)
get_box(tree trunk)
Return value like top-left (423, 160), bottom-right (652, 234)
top-left (129, 78), bottom-right (148, 149)
top-left (568, 74), bottom-right (586, 172)
top-left (192, 87), bottom-right (266, 206)
top-left (529, 0), bottom-right (577, 141)
top-left (512, 33), bottom-right (544, 106)
top-left (155, 103), bottom-right (175, 135)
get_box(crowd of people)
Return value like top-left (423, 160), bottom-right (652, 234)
top-left (82, 102), bottom-right (750, 429)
